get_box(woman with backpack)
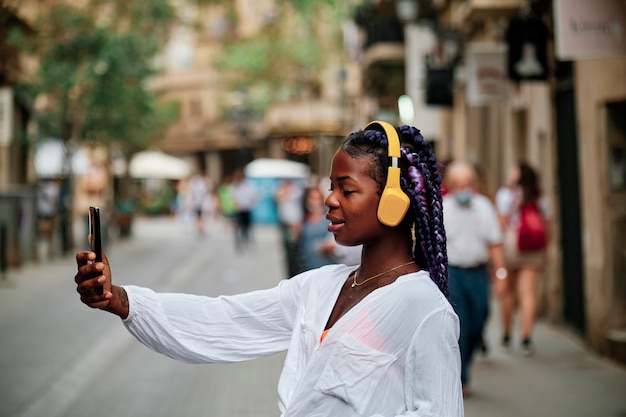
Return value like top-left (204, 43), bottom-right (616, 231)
top-left (495, 163), bottom-right (550, 356)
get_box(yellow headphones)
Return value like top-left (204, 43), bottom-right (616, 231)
top-left (364, 121), bottom-right (411, 226)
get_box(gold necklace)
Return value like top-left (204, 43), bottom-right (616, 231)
top-left (351, 261), bottom-right (415, 288)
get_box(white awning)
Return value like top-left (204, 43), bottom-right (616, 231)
top-left (129, 150), bottom-right (191, 179)
top-left (244, 158), bottom-right (310, 179)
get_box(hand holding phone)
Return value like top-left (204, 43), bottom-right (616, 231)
top-left (89, 206), bottom-right (104, 295)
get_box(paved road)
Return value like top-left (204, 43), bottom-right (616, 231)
top-left (1, 216), bottom-right (625, 417)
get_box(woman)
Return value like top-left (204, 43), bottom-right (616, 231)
top-left (297, 185), bottom-right (333, 271)
top-left (297, 184), bottom-right (361, 271)
top-left (75, 122), bottom-right (463, 416)
top-left (496, 162), bottom-right (549, 356)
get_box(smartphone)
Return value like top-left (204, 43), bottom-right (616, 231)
top-left (88, 206), bottom-right (104, 295)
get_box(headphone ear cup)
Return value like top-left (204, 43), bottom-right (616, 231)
top-left (377, 170), bottom-right (411, 226)
top-left (378, 188), bottom-right (410, 226)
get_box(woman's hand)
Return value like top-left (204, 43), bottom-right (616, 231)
top-left (75, 250), bottom-right (129, 318)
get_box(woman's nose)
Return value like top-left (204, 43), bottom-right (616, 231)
top-left (325, 192), bottom-right (337, 208)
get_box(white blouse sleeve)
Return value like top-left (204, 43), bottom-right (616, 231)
top-left (122, 278), bottom-right (304, 364)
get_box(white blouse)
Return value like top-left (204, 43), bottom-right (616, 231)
top-left (122, 265), bottom-right (464, 417)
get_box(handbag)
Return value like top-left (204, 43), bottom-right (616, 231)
top-left (517, 200), bottom-right (547, 252)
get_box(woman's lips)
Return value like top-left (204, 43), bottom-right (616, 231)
top-left (327, 216), bottom-right (345, 233)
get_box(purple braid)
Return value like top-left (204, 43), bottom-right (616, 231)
top-left (398, 125), bottom-right (448, 297)
top-left (341, 125), bottom-right (449, 297)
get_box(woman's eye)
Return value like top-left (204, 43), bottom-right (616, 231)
top-left (342, 190), bottom-right (355, 196)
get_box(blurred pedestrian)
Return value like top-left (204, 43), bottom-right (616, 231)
top-left (230, 169), bottom-right (259, 250)
top-left (297, 185), bottom-right (329, 270)
top-left (216, 174), bottom-right (237, 226)
top-left (298, 184), bottom-right (361, 271)
top-left (443, 161), bottom-right (507, 396)
top-left (36, 178), bottom-right (61, 260)
top-left (186, 170), bottom-right (213, 236)
top-left (495, 165), bottom-right (519, 231)
top-left (74, 121), bottom-right (463, 416)
top-left (495, 162), bottom-right (549, 356)
top-left (275, 179), bottom-right (305, 276)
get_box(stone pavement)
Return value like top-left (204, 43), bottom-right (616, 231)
top-left (1, 216), bottom-right (625, 417)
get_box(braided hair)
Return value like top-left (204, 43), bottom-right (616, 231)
top-left (341, 124), bottom-right (449, 297)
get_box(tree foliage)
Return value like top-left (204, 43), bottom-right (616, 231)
top-left (212, 0), bottom-right (347, 113)
top-left (9, 0), bottom-right (179, 155)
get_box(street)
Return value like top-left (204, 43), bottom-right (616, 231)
top-left (1, 216), bottom-right (625, 417)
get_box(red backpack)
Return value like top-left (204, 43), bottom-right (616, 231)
top-left (517, 200), bottom-right (547, 252)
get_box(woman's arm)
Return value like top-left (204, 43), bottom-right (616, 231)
top-left (120, 276), bottom-right (307, 364)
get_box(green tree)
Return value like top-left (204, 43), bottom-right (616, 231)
top-left (7, 0), bottom-right (186, 248)
top-left (212, 0), bottom-right (347, 114)
top-left (10, 0), bottom-right (178, 155)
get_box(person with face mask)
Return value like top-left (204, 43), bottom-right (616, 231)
top-left (442, 161), bottom-right (507, 396)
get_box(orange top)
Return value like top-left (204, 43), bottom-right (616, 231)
top-left (320, 329), bottom-right (330, 343)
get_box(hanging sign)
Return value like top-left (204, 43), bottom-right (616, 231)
top-left (466, 43), bottom-right (507, 105)
top-left (554, 0), bottom-right (626, 60)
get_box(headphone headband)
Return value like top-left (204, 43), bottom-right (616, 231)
top-left (364, 121), bottom-right (401, 159)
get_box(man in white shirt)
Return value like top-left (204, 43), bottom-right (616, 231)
top-left (443, 161), bottom-right (507, 396)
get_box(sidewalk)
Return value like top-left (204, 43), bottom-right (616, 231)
top-left (464, 298), bottom-right (626, 417)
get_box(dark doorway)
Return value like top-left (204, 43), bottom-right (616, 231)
top-left (554, 62), bottom-right (586, 334)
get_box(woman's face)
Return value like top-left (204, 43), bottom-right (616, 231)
top-left (325, 149), bottom-right (385, 246)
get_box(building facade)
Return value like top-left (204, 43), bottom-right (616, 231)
top-left (151, 0), bottom-right (359, 181)
top-left (439, 0), bottom-right (626, 363)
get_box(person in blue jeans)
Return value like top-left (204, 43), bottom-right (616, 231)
top-left (442, 161), bottom-right (507, 396)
